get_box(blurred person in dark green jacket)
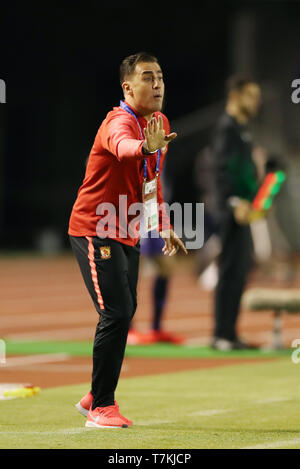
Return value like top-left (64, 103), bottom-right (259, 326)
top-left (210, 76), bottom-right (262, 350)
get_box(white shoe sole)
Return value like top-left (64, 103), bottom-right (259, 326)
top-left (75, 402), bottom-right (89, 417)
top-left (85, 421), bottom-right (127, 429)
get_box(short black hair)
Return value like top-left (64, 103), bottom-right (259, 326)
top-left (120, 52), bottom-right (159, 85)
top-left (225, 75), bottom-right (257, 97)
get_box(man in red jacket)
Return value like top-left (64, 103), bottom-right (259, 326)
top-left (69, 52), bottom-right (187, 429)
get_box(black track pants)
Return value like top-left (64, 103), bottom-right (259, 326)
top-left (69, 235), bottom-right (140, 409)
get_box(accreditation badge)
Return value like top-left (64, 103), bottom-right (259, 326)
top-left (142, 176), bottom-right (159, 232)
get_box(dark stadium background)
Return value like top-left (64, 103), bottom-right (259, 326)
top-left (1, 2), bottom-right (300, 250)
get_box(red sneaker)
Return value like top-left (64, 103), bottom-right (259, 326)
top-left (150, 329), bottom-right (185, 344)
top-left (115, 401), bottom-right (133, 427)
top-left (127, 329), bottom-right (149, 345)
top-left (134, 330), bottom-right (159, 344)
top-left (85, 405), bottom-right (131, 429)
top-left (75, 391), bottom-right (93, 417)
top-left (127, 329), bottom-right (185, 345)
top-left (76, 392), bottom-right (132, 426)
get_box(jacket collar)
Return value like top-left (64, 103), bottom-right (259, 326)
top-left (123, 100), bottom-right (156, 123)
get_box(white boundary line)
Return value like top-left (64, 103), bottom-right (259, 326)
top-left (137, 409), bottom-right (230, 425)
top-left (137, 398), bottom-right (293, 426)
top-left (0, 428), bottom-right (88, 435)
top-left (190, 409), bottom-right (229, 416)
top-left (0, 431), bottom-right (299, 447)
top-left (3, 354), bottom-right (70, 367)
top-left (255, 398), bottom-right (290, 404)
top-left (242, 438), bottom-right (300, 449)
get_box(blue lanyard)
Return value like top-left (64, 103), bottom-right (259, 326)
top-left (120, 100), bottom-right (161, 179)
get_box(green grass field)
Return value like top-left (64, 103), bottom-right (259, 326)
top-left (1, 358), bottom-right (300, 449)
top-left (5, 340), bottom-right (291, 359)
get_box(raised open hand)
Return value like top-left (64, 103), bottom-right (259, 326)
top-left (143, 116), bottom-right (177, 153)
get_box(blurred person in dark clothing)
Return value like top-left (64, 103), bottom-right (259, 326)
top-left (127, 168), bottom-right (185, 345)
top-left (194, 146), bottom-right (221, 290)
top-left (210, 76), bottom-right (262, 350)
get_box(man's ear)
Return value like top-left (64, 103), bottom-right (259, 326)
top-left (122, 81), bottom-right (133, 97)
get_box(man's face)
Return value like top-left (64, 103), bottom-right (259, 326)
top-left (238, 83), bottom-right (261, 118)
top-left (123, 61), bottom-right (165, 115)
